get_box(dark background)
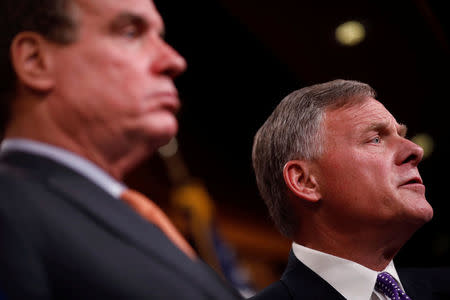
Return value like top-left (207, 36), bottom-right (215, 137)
top-left (151, 0), bottom-right (449, 270)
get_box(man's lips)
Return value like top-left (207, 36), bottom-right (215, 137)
top-left (151, 91), bottom-right (181, 114)
top-left (399, 176), bottom-right (423, 186)
top-left (399, 176), bottom-right (425, 193)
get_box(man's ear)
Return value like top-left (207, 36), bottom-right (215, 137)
top-left (283, 160), bottom-right (321, 203)
top-left (10, 32), bottom-right (55, 92)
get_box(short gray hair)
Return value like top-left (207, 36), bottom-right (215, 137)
top-left (252, 79), bottom-right (376, 238)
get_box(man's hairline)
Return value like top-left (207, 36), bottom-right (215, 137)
top-left (290, 94), bottom-right (374, 164)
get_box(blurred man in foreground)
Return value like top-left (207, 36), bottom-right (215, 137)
top-left (251, 79), bottom-right (450, 299)
top-left (0, 0), bottom-right (242, 299)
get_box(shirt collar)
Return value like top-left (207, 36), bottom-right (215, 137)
top-left (0, 138), bottom-right (126, 198)
top-left (292, 242), bottom-right (403, 300)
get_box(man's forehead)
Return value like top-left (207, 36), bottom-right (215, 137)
top-left (324, 98), bottom-right (402, 132)
top-left (75, 0), bottom-right (155, 10)
top-left (331, 98), bottom-right (391, 119)
top-left (73, 0), bottom-right (162, 27)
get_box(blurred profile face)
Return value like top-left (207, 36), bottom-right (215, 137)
top-left (313, 97), bottom-right (433, 229)
top-left (47, 0), bottom-right (186, 156)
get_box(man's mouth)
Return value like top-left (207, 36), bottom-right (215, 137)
top-left (399, 176), bottom-right (425, 193)
top-left (401, 177), bottom-right (422, 186)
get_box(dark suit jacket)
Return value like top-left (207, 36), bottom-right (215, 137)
top-left (250, 250), bottom-right (450, 300)
top-left (0, 151), bottom-right (242, 300)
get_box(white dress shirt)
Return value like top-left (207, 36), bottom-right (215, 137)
top-left (0, 138), bottom-right (126, 199)
top-left (292, 242), bottom-right (405, 300)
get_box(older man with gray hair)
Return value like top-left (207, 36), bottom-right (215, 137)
top-left (251, 79), bottom-right (449, 300)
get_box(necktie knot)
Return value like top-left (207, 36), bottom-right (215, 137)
top-left (375, 272), bottom-right (410, 300)
top-left (120, 189), bottom-right (197, 260)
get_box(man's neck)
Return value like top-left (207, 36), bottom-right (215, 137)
top-left (294, 220), bottom-right (418, 271)
top-left (5, 110), bottom-right (146, 181)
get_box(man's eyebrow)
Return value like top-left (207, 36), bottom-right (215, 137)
top-left (398, 123), bottom-right (408, 137)
top-left (365, 122), bottom-right (389, 134)
top-left (109, 12), bottom-right (165, 37)
top-left (110, 12), bottom-right (146, 28)
top-left (364, 122), bottom-right (408, 137)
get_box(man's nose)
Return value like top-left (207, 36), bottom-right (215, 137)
top-left (396, 137), bottom-right (424, 167)
top-left (152, 39), bottom-right (187, 78)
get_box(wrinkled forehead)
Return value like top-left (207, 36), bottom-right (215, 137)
top-left (326, 97), bottom-right (392, 119)
top-left (324, 97), bottom-right (403, 133)
top-left (74, 0), bottom-right (156, 11)
top-left (72, 0), bottom-right (163, 29)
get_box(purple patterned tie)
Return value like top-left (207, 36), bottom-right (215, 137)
top-left (375, 272), bottom-right (411, 300)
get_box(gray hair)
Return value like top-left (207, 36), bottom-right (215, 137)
top-left (252, 79), bottom-right (376, 238)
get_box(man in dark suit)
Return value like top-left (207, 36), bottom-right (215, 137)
top-left (251, 80), bottom-right (450, 299)
top-left (0, 0), bottom-right (242, 299)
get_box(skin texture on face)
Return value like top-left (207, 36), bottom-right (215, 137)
top-left (43, 0), bottom-right (186, 178)
top-left (313, 97), bottom-right (433, 231)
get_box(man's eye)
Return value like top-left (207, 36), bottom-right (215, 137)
top-left (122, 25), bottom-right (140, 38)
top-left (371, 137), bottom-right (381, 144)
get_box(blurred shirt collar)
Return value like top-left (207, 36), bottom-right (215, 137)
top-left (0, 138), bottom-right (126, 198)
top-left (292, 242), bottom-right (403, 300)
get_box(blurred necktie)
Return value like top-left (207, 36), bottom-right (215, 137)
top-left (121, 189), bottom-right (197, 260)
top-left (375, 272), bottom-right (411, 300)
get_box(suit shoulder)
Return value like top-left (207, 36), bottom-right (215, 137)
top-left (250, 281), bottom-right (292, 300)
top-left (400, 267), bottom-right (450, 280)
top-left (0, 161), bottom-right (53, 231)
top-left (400, 267), bottom-right (450, 296)
top-left (0, 161), bottom-right (40, 189)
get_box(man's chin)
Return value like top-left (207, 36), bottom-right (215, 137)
top-left (419, 205), bottom-right (434, 223)
top-left (152, 129), bottom-right (178, 152)
top-left (399, 190), bottom-right (433, 223)
top-left (145, 119), bottom-right (179, 148)
top-left (405, 203), bottom-right (434, 226)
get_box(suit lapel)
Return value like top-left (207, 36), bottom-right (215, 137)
top-left (1, 151), bottom-right (227, 297)
top-left (281, 250), bottom-right (346, 300)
